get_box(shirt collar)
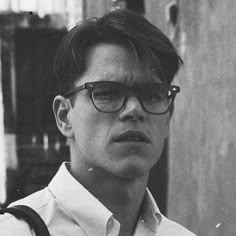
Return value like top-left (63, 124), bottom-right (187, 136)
top-left (48, 162), bottom-right (120, 236)
top-left (137, 188), bottom-right (162, 233)
top-left (48, 162), bottom-right (162, 235)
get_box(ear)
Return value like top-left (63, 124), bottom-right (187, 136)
top-left (53, 95), bottom-right (73, 138)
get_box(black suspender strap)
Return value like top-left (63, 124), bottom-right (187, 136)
top-left (0, 205), bottom-right (50, 236)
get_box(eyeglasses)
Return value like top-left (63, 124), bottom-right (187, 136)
top-left (63, 81), bottom-right (180, 115)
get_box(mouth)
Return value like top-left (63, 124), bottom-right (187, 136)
top-left (112, 130), bottom-right (151, 144)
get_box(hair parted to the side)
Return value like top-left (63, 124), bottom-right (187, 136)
top-left (54, 9), bottom-right (183, 95)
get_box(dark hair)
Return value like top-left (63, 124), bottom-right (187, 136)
top-left (54, 9), bottom-right (183, 95)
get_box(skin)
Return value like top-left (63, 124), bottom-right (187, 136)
top-left (53, 43), bottom-right (171, 236)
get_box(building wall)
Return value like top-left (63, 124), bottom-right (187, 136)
top-left (84, 0), bottom-right (113, 19)
top-left (166, 1), bottom-right (236, 235)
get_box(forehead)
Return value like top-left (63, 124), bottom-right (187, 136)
top-left (76, 43), bottom-right (161, 86)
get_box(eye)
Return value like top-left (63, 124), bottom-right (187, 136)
top-left (142, 86), bottom-right (167, 102)
top-left (147, 93), bottom-right (163, 102)
top-left (93, 84), bottom-right (122, 101)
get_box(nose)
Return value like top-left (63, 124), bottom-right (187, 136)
top-left (119, 95), bottom-right (146, 122)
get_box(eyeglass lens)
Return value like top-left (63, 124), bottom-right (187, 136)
top-left (92, 83), bottom-right (172, 114)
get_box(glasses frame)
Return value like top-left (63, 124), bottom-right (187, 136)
top-left (63, 81), bottom-right (180, 115)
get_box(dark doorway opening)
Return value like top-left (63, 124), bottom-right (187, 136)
top-left (15, 28), bottom-right (66, 135)
top-left (10, 28), bottom-right (68, 203)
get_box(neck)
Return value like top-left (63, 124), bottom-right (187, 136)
top-left (70, 164), bottom-right (149, 235)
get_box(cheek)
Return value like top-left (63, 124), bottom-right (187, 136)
top-left (72, 109), bottom-right (112, 150)
top-left (150, 115), bottom-right (169, 142)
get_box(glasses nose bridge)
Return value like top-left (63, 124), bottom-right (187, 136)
top-left (122, 87), bottom-right (144, 112)
top-left (124, 86), bottom-right (140, 100)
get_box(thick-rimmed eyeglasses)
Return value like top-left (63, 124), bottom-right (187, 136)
top-left (63, 81), bottom-right (180, 115)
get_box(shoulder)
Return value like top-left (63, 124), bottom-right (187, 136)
top-left (158, 214), bottom-right (197, 236)
top-left (0, 187), bottom-right (51, 236)
top-left (0, 211), bottom-right (34, 236)
top-left (10, 187), bottom-right (51, 210)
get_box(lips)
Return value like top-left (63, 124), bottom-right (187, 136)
top-left (113, 131), bottom-right (151, 143)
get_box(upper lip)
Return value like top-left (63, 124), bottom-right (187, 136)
top-left (112, 130), bottom-right (151, 143)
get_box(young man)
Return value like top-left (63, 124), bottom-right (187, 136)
top-left (0, 9), bottom-right (196, 236)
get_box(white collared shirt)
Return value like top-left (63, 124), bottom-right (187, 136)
top-left (0, 162), bottom-right (196, 236)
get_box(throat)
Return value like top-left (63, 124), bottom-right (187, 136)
top-left (86, 172), bottom-right (147, 223)
top-left (86, 168), bottom-right (148, 204)
top-left (70, 162), bottom-right (148, 235)
top-left (71, 161), bottom-right (149, 207)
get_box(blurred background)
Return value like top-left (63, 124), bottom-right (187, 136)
top-left (0, 0), bottom-right (235, 235)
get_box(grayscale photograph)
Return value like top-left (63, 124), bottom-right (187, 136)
top-left (0, 1), bottom-right (235, 236)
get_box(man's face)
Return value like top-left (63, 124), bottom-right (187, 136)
top-left (68, 43), bottom-right (170, 180)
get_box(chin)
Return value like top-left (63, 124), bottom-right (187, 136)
top-left (103, 149), bottom-right (157, 179)
top-left (113, 160), bottom-right (151, 180)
